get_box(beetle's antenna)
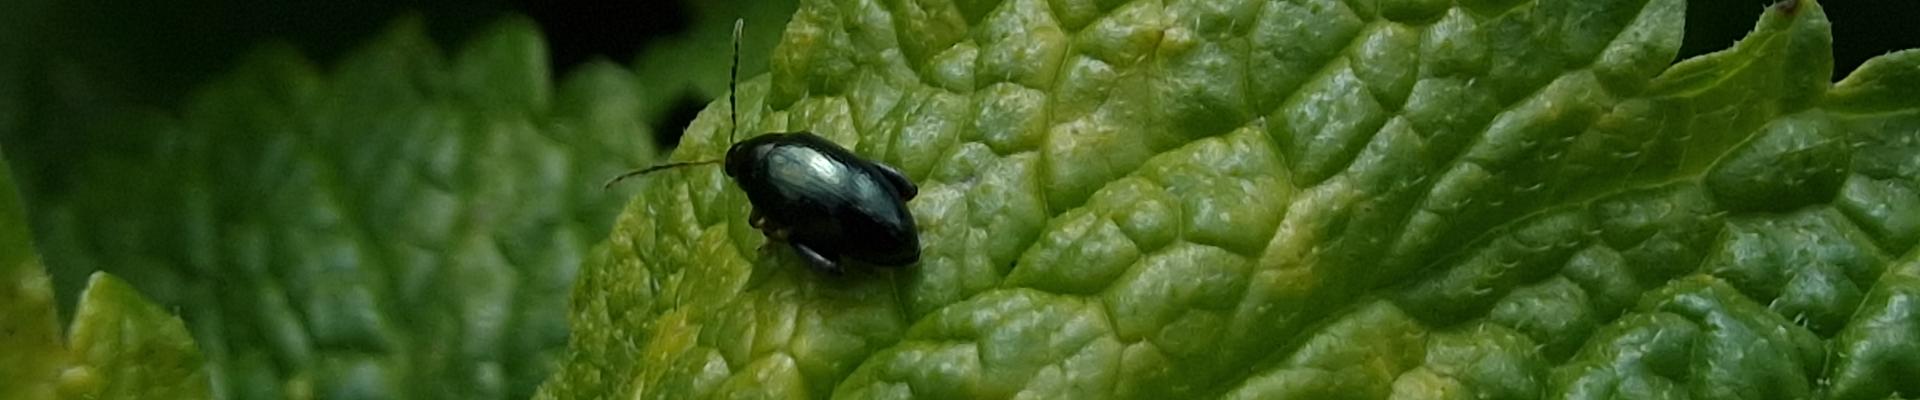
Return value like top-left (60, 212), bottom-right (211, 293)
top-left (730, 18), bottom-right (742, 145)
top-left (602, 160), bottom-right (724, 189)
top-left (602, 19), bottom-right (747, 191)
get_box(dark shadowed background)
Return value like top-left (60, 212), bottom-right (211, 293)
top-left (1, 0), bottom-right (1914, 196)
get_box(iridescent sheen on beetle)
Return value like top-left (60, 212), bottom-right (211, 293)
top-left (604, 20), bottom-right (920, 274)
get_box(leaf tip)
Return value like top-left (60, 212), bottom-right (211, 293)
top-left (1772, 0), bottom-right (1803, 15)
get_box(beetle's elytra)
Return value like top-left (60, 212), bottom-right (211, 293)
top-left (724, 132), bottom-right (921, 273)
top-left (605, 20), bottom-right (921, 274)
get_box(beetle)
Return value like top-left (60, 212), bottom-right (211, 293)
top-left (605, 20), bottom-right (920, 274)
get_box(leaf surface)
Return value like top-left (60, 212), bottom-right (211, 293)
top-left (540, 0), bottom-right (1920, 399)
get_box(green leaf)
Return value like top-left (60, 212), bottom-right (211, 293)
top-left (11, 1), bottom-right (802, 398)
top-left (60, 272), bottom-right (215, 399)
top-left (1, 145), bottom-right (65, 400)
top-left (542, 0), bottom-right (1920, 398)
top-left (26, 20), bottom-right (632, 398)
top-left (1, 148), bottom-right (211, 400)
top-left (12, 15), bottom-right (719, 400)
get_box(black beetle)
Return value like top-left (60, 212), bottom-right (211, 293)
top-left (606, 20), bottom-right (920, 274)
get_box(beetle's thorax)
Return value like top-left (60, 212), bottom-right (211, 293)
top-left (723, 134), bottom-right (786, 179)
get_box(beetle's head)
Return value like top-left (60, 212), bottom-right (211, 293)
top-left (722, 134), bottom-right (777, 179)
top-left (723, 142), bottom-right (748, 178)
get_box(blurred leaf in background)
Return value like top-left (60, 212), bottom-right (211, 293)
top-left (0, 0), bottom-right (794, 399)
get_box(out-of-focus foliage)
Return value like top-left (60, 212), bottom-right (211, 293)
top-left (2, 150), bottom-right (211, 400)
top-left (539, 0), bottom-right (1920, 399)
top-left (1, 0), bottom-right (798, 398)
top-left (20, 18), bottom-right (623, 399)
top-left (3, 14), bottom-right (779, 400)
top-left (10, 18), bottom-right (647, 399)
top-left (0, 145), bottom-right (66, 400)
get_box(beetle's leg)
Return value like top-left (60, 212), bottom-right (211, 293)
top-left (871, 163), bottom-right (918, 200)
top-left (749, 209), bottom-right (795, 241)
top-left (789, 242), bottom-right (842, 275)
top-left (765, 226), bottom-right (791, 242)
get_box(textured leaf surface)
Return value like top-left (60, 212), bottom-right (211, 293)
top-left (541, 0), bottom-right (1920, 398)
top-left (1, 150), bottom-right (211, 400)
